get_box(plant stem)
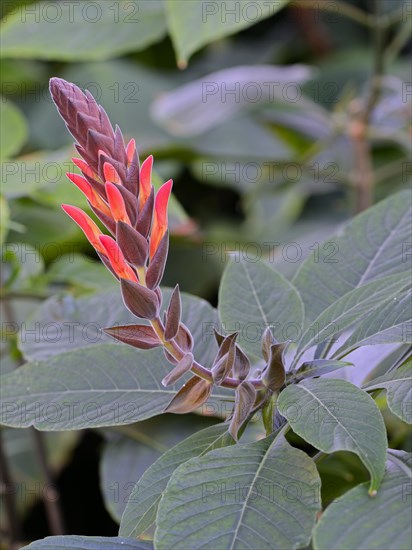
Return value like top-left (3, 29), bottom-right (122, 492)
top-left (1, 298), bottom-right (65, 536)
top-left (349, 0), bottom-right (386, 213)
top-left (0, 430), bottom-right (22, 546)
top-left (139, 264), bottom-right (265, 391)
top-left (293, 0), bottom-right (374, 27)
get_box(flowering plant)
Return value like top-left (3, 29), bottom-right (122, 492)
top-left (1, 79), bottom-right (410, 550)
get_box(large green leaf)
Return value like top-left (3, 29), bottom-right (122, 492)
top-left (294, 273), bottom-right (411, 359)
top-left (333, 288), bottom-right (412, 357)
top-left (0, 344), bottom-right (180, 430)
top-left (19, 288), bottom-right (218, 368)
top-left (119, 423), bottom-right (232, 538)
top-left (313, 450), bottom-right (412, 550)
top-left (218, 259), bottom-right (304, 357)
top-left (165, 0), bottom-right (289, 66)
top-left (293, 191), bottom-right (412, 321)
top-left (0, 1), bottom-right (166, 61)
top-left (100, 414), bottom-right (220, 522)
top-left (363, 361), bottom-right (411, 424)
top-left (155, 434), bottom-right (320, 550)
top-left (278, 378), bottom-right (387, 493)
top-left (21, 535), bottom-right (152, 549)
top-left (0, 100), bottom-right (28, 159)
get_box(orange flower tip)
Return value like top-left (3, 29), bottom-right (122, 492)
top-left (126, 138), bottom-right (136, 164)
top-left (140, 155), bottom-right (154, 186)
top-left (99, 235), bottom-right (138, 282)
top-left (103, 162), bottom-right (121, 184)
top-left (67, 172), bottom-right (92, 194)
top-left (61, 204), bottom-right (105, 254)
top-left (71, 158), bottom-right (96, 179)
top-left (105, 182), bottom-right (131, 224)
top-left (155, 180), bottom-right (173, 217)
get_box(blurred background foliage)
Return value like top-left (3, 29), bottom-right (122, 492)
top-left (0, 0), bottom-right (411, 544)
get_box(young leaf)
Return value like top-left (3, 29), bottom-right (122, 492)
top-left (161, 352), bottom-right (194, 387)
top-left (293, 190), bottom-right (412, 322)
top-left (103, 324), bottom-right (162, 350)
top-left (261, 343), bottom-right (286, 391)
top-left (219, 259), bottom-right (304, 357)
top-left (363, 361), bottom-right (411, 424)
top-left (313, 451), bottom-right (412, 550)
top-left (164, 284), bottom-right (181, 341)
top-left (119, 423), bottom-right (234, 538)
top-left (278, 378), bottom-right (387, 493)
top-left (164, 376), bottom-right (212, 414)
top-left (229, 381), bottom-right (256, 440)
top-left (120, 279), bottom-right (159, 319)
top-left (155, 434), bottom-right (321, 550)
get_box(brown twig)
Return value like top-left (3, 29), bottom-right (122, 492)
top-left (1, 298), bottom-right (66, 536)
top-left (349, 0), bottom-right (386, 213)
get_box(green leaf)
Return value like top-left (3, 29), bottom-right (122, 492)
top-left (0, 196), bottom-right (10, 244)
top-left (155, 434), bottom-right (320, 550)
top-left (0, 1), bottom-right (167, 61)
top-left (363, 361), bottom-right (412, 424)
top-left (218, 259), bottom-right (304, 357)
top-left (1, 149), bottom-right (73, 199)
top-left (293, 191), bottom-right (412, 322)
top-left (0, 344), bottom-right (181, 430)
top-left (19, 288), bottom-right (218, 369)
top-left (333, 288), bottom-right (412, 357)
top-left (0, 100), bottom-right (28, 160)
top-left (313, 450), bottom-right (412, 550)
top-left (295, 273), bottom-right (411, 359)
top-left (119, 423), bottom-right (233, 538)
top-left (21, 535), bottom-right (153, 549)
top-left (278, 378), bottom-right (387, 493)
top-left (165, 0), bottom-right (289, 66)
top-left (45, 254), bottom-right (118, 292)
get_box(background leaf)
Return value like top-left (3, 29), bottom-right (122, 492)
top-left (0, 1), bottom-right (167, 61)
top-left (278, 378), bottom-right (387, 492)
top-left (155, 434), bottom-right (320, 550)
top-left (293, 191), bottom-right (412, 321)
top-left (363, 361), bottom-right (412, 424)
top-left (165, 0), bottom-right (289, 66)
top-left (313, 450), bottom-right (412, 550)
top-left (0, 100), bottom-right (28, 160)
top-left (218, 259), bottom-right (304, 357)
